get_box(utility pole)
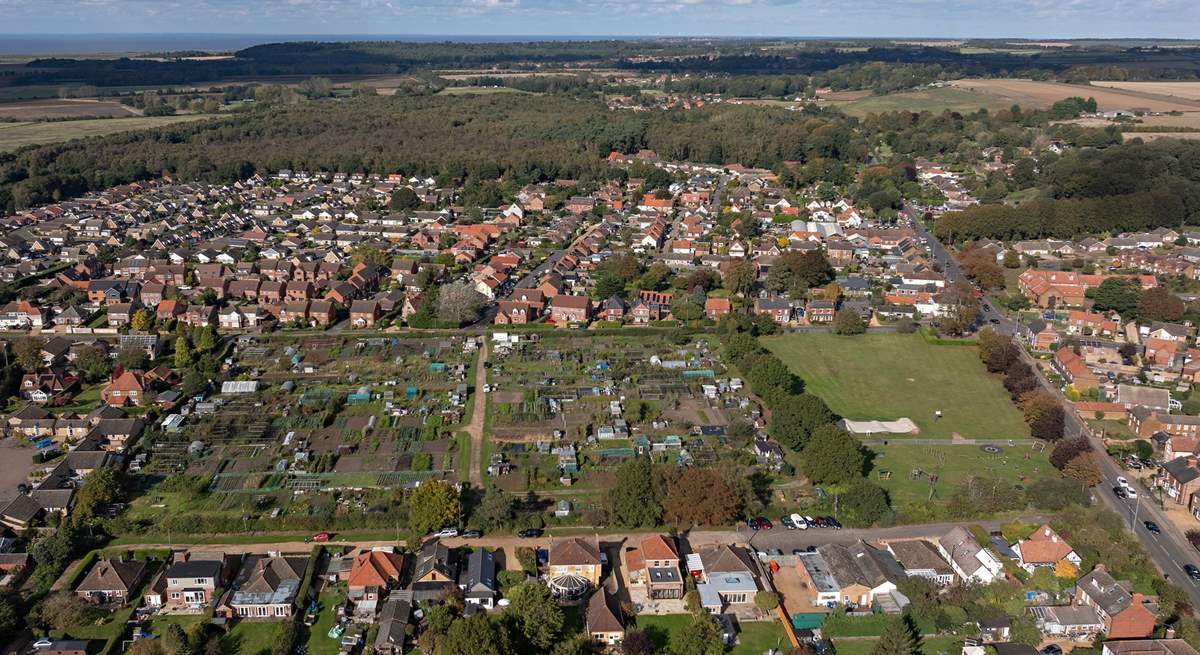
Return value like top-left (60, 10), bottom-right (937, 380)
top-left (1131, 490), bottom-right (1141, 530)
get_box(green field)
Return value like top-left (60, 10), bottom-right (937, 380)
top-left (872, 444), bottom-right (1054, 510)
top-left (435, 86), bottom-right (529, 95)
top-left (835, 86), bottom-right (1011, 117)
top-left (762, 333), bottom-right (1028, 440)
top-left (0, 115), bottom-right (214, 152)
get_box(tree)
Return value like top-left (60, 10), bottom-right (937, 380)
top-left (504, 581), bottom-right (565, 652)
top-left (1003, 250), bottom-right (1021, 268)
top-left (474, 484), bottom-right (515, 533)
top-left (193, 326), bottom-right (216, 353)
top-left (802, 425), bottom-right (866, 485)
top-left (770, 393), bottom-right (834, 451)
top-left (73, 466), bottom-right (125, 522)
top-left (38, 593), bottom-right (98, 632)
top-left (841, 480), bottom-right (891, 528)
top-left (408, 480), bottom-right (461, 535)
top-left (439, 613), bottom-right (511, 655)
top-left (13, 338), bottom-right (41, 372)
top-left (298, 76), bottom-right (333, 98)
top-left (621, 631), bottom-right (656, 655)
top-left (755, 591), bottom-right (780, 611)
top-left (1139, 287), bottom-right (1185, 323)
top-left (870, 615), bottom-right (921, 655)
top-left (74, 345), bottom-right (112, 382)
top-left (1050, 436), bottom-right (1093, 469)
top-left (669, 294), bottom-right (703, 322)
top-left (0, 596), bottom-right (18, 645)
top-left (607, 457), bottom-right (663, 528)
top-left (723, 259), bottom-right (756, 296)
top-left (174, 337), bottom-right (193, 369)
top-left (833, 311), bottom-right (866, 335)
top-left (670, 612), bottom-right (725, 655)
top-left (937, 281), bottom-right (980, 335)
top-left (1018, 390), bottom-right (1060, 425)
top-left (437, 282), bottom-right (486, 325)
top-left (131, 309), bottom-right (154, 331)
top-left (663, 468), bottom-right (738, 527)
top-left (390, 187), bottom-right (421, 211)
top-left (1063, 452), bottom-right (1103, 487)
top-left (1092, 277), bottom-right (1142, 317)
top-left (1029, 405), bottom-right (1065, 442)
top-left (754, 312), bottom-right (778, 336)
top-left (116, 344), bottom-right (150, 371)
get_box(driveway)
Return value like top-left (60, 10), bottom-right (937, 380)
top-left (0, 439), bottom-right (35, 505)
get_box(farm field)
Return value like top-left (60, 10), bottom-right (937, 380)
top-left (1124, 132), bottom-right (1200, 142)
top-left (1090, 80), bottom-right (1200, 101)
top-left (0, 115), bottom-right (213, 152)
top-left (435, 86), bottom-right (530, 95)
top-left (950, 78), bottom-right (1200, 112)
top-left (832, 86), bottom-right (1013, 116)
top-left (0, 98), bottom-right (140, 119)
top-left (761, 333), bottom-right (1028, 440)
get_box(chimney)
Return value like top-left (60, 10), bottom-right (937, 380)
top-left (1043, 527), bottom-right (1052, 538)
top-left (1132, 592), bottom-right (1144, 606)
top-left (1051, 535), bottom-right (1058, 543)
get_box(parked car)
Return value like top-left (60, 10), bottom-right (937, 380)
top-left (756, 517), bottom-right (773, 530)
top-left (462, 529), bottom-right (483, 539)
top-left (434, 527), bottom-right (459, 538)
top-left (824, 516), bottom-right (842, 529)
top-left (311, 531), bottom-right (332, 542)
top-left (517, 528), bottom-right (543, 538)
top-left (1041, 645), bottom-right (1063, 655)
top-left (779, 515), bottom-right (796, 530)
top-left (790, 513), bottom-right (808, 529)
top-left (811, 517), bottom-right (826, 528)
top-left (747, 518), bottom-right (761, 531)
top-left (766, 548), bottom-right (784, 557)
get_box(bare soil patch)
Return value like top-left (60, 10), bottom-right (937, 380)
top-left (0, 98), bottom-right (139, 120)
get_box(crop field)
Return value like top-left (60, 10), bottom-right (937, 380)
top-left (950, 78), bottom-right (1200, 112)
top-left (1124, 132), bottom-right (1200, 142)
top-left (0, 115), bottom-right (213, 152)
top-left (832, 86), bottom-right (1013, 116)
top-left (435, 86), bottom-right (530, 95)
top-left (1090, 80), bottom-right (1200, 101)
top-left (762, 333), bottom-right (1028, 440)
top-left (0, 98), bottom-right (140, 119)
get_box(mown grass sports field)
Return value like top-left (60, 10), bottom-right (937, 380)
top-left (761, 333), bottom-right (1028, 440)
top-left (0, 115), bottom-right (213, 152)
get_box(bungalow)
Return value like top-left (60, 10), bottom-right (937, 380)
top-left (808, 541), bottom-right (906, 610)
top-left (1013, 524), bottom-right (1081, 574)
top-left (75, 559), bottom-right (146, 605)
top-left (693, 544), bottom-right (760, 613)
top-left (221, 555), bottom-right (308, 619)
top-left (458, 547), bottom-right (498, 609)
top-left (409, 539), bottom-right (460, 603)
top-left (585, 588), bottom-right (625, 646)
top-left (885, 540), bottom-right (955, 587)
top-left (937, 526), bottom-right (1004, 584)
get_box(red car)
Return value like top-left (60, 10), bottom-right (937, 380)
top-left (311, 531), bottom-right (332, 542)
top-left (756, 517), bottom-right (773, 530)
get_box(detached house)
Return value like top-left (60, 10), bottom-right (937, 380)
top-left (623, 535), bottom-right (684, 600)
top-left (1014, 525), bottom-right (1081, 574)
top-left (549, 295), bottom-right (591, 326)
top-left (75, 558), bottom-right (147, 605)
top-left (221, 554), bottom-right (308, 620)
top-left (548, 537), bottom-right (602, 599)
top-left (347, 549), bottom-right (405, 614)
top-left (1074, 564), bottom-right (1155, 639)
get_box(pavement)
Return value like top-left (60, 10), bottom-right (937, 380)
top-left (919, 208), bottom-right (1200, 608)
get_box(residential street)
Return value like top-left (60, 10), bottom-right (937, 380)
top-left (918, 206), bottom-right (1200, 608)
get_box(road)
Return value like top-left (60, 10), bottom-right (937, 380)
top-left (741, 517), bottom-right (1034, 551)
top-left (465, 340), bottom-right (488, 487)
top-left (916, 205), bottom-right (1200, 607)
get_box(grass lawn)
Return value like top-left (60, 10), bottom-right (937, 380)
top-left (1088, 419), bottom-right (1137, 440)
top-left (307, 587), bottom-right (347, 655)
top-left (0, 115), bottom-right (213, 152)
top-left (222, 620), bottom-right (284, 655)
top-left (871, 444), bottom-right (1054, 513)
top-left (833, 635), bottom-right (963, 655)
top-left (51, 385), bottom-right (103, 415)
top-left (762, 333), bottom-right (1028, 440)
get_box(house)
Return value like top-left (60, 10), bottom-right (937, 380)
top-left (347, 550), bottom-right (405, 614)
top-left (1130, 407), bottom-right (1200, 440)
top-left (0, 494), bottom-right (46, 531)
top-left (349, 300), bottom-right (381, 328)
top-left (409, 539), bottom-right (460, 602)
top-left (547, 537), bottom-right (602, 599)
top-left (1013, 524), bottom-right (1081, 574)
top-left (221, 555), bottom-right (308, 619)
top-left (807, 541), bottom-right (907, 611)
top-left (885, 540), bottom-right (955, 587)
top-left (1054, 348), bottom-right (1101, 392)
top-left (458, 547), bottom-right (498, 609)
top-left (1102, 640), bottom-right (1200, 655)
top-left (1074, 564), bottom-right (1155, 639)
top-left (74, 558), bottom-right (146, 604)
top-left (806, 299), bottom-right (836, 323)
top-left (1116, 384), bottom-right (1171, 413)
top-left (937, 526), bottom-right (1003, 584)
top-left (150, 554), bottom-right (228, 612)
top-left (585, 588), bottom-right (625, 646)
top-left (705, 297), bottom-right (732, 320)
top-left (754, 297), bottom-right (792, 323)
top-left (549, 295), bottom-right (591, 326)
top-left (693, 544), bottom-right (760, 613)
top-left (1028, 605), bottom-right (1104, 639)
top-left (623, 535), bottom-right (684, 600)
top-left (1158, 456), bottom-right (1200, 506)
top-left (102, 369), bottom-right (147, 406)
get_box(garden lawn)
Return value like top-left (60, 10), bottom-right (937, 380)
top-left (871, 444), bottom-right (1054, 513)
top-left (762, 333), bottom-right (1028, 440)
top-left (833, 635), bottom-right (964, 655)
top-left (221, 620), bottom-right (284, 655)
top-left (308, 588), bottom-right (347, 655)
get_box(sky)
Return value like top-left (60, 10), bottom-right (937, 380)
top-left (1, 0), bottom-right (1199, 41)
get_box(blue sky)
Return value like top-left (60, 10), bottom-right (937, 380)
top-left (2, 0), bottom-right (1199, 39)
